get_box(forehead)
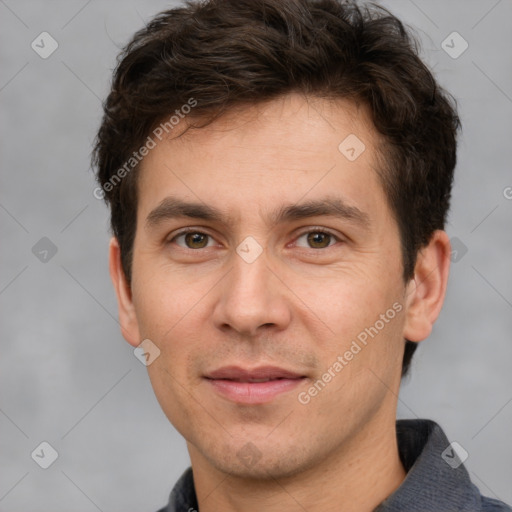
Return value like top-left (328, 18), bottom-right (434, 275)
top-left (135, 94), bottom-right (387, 225)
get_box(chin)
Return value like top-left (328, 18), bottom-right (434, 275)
top-left (200, 439), bottom-right (315, 481)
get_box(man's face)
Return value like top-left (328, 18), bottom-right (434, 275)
top-left (123, 94), bottom-right (413, 478)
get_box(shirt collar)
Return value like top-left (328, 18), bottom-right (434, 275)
top-left (375, 419), bottom-right (483, 511)
top-left (162, 419), bottom-right (488, 512)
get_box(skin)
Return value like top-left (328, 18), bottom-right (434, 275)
top-left (109, 93), bottom-right (451, 512)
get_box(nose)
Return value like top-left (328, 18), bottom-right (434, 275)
top-left (212, 246), bottom-right (292, 337)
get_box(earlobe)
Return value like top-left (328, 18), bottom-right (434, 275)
top-left (108, 237), bottom-right (141, 347)
top-left (402, 230), bottom-right (451, 343)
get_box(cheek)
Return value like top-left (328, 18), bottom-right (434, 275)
top-left (131, 263), bottom-right (213, 384)
top-left (138, 286), bottom-right (205, 434)
top-left (146, 361), bottom-right (198, 441)
top-left (301, 269), bottom-right (395, 330)
top-left (131, 260), bottom-right (202, 339)
top-left (303, 269), bottom-right (406, 369)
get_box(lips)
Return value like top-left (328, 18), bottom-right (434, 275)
top-left (205, 365), bottom-right (305, 381)
top-left (204, 366), bottom-right (307, 404)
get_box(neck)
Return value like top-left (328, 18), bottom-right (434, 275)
top-left (188, 412), bottom-right (406, 512)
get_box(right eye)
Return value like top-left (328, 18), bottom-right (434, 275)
top-left (169, 229), bottom-right (216, 250)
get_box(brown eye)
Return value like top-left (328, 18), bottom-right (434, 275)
top-left (184, 232), bottom-right (209, 249)
top-left (171, 231), bottom-right (213, 249)
top-left (295, 230), bottom-right (338, 249)
top-left (307, 232), bottom-right (332, 248)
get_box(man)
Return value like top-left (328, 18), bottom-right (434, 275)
top-left (92, 0), bottom-right (511, 510)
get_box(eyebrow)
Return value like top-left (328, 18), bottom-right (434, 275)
top-left (145, 195), bottom-right (370, 230)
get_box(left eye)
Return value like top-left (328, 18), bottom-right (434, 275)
top-left (295, 230), bottom-right (339, 249)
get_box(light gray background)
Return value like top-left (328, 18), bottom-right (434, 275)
top-left (1, 1), bottom-right (511, 511)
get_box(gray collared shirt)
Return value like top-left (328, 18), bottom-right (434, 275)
top-left (156, 419), bottom-right (511, 511)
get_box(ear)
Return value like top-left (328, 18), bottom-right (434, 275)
top-left (109, 237), bottom-right (141, 347)
top-left (403, 230), bottom-right (451, 342)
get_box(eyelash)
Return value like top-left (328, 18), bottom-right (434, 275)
top-left (167, 227), bottom-right (342, 251)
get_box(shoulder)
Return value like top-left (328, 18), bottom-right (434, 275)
top-left (481, 495), bottom-right (512, 511)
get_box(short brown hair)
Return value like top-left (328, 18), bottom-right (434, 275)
top-left (92, 0), bottom-right (460, 377)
